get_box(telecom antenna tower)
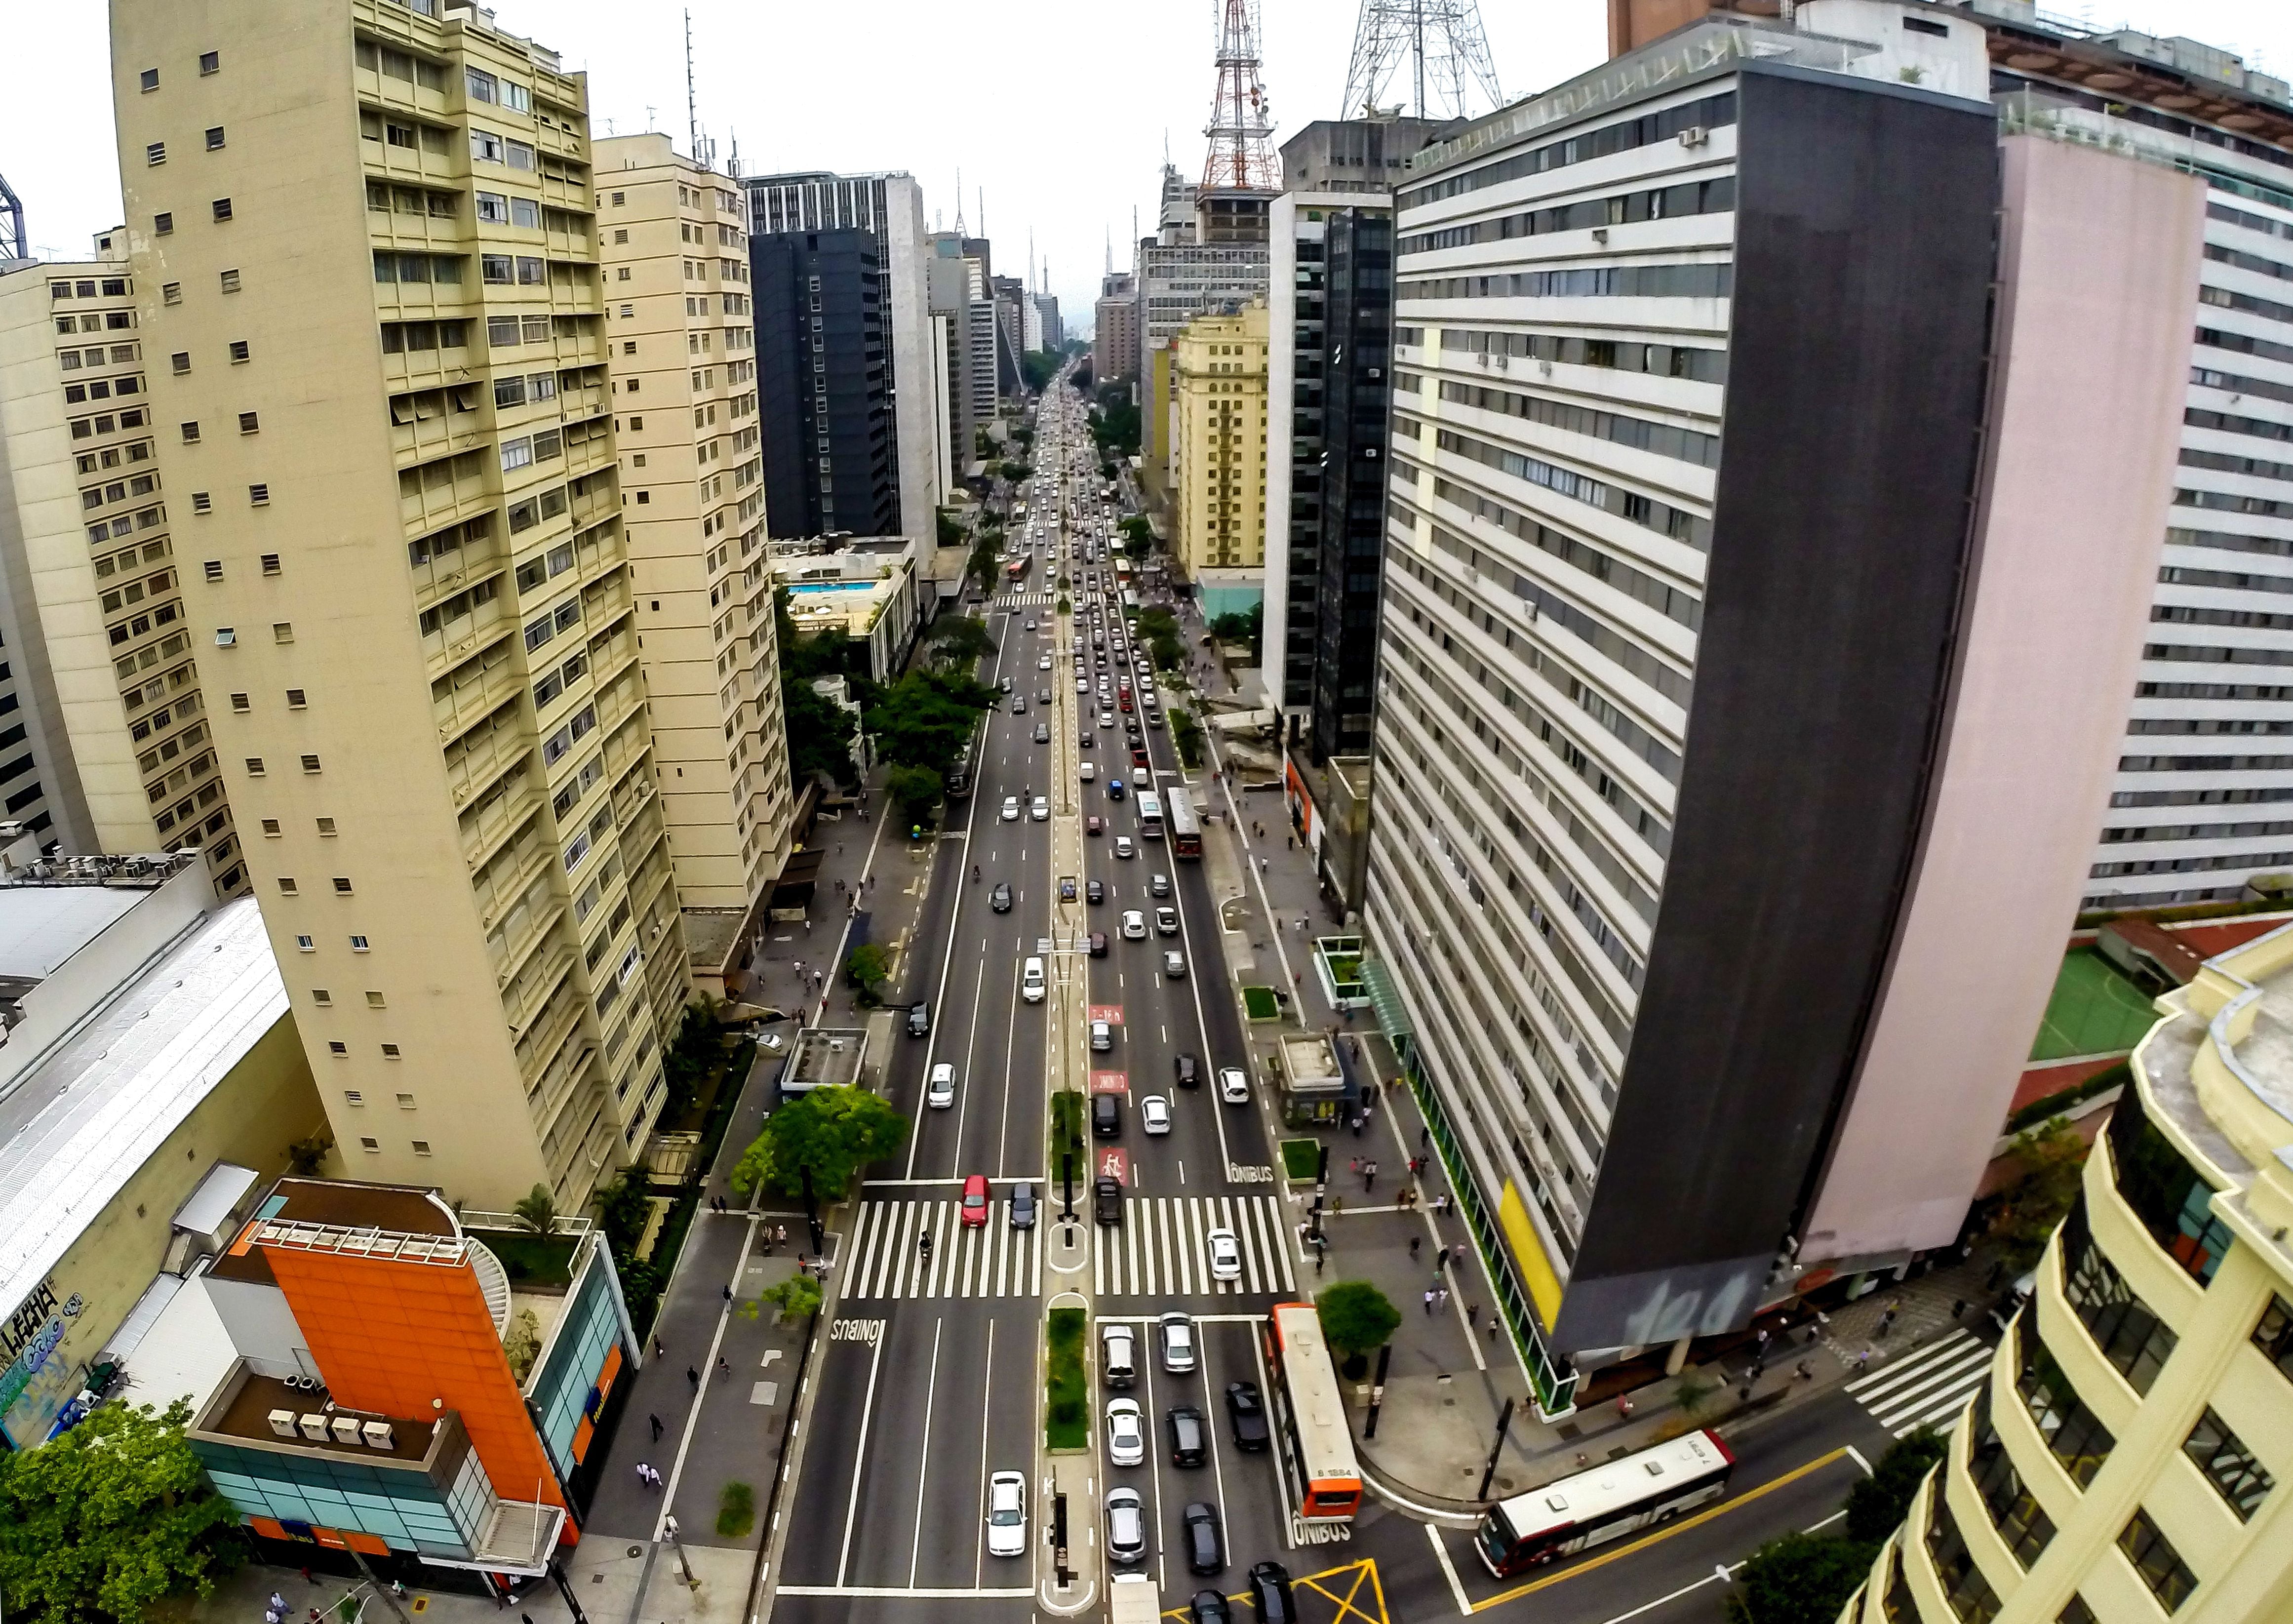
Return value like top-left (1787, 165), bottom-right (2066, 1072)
top-left (1202, 0), bottom-right (1280, 193)
top-left (1342, 0), bottom-right (1504, 121)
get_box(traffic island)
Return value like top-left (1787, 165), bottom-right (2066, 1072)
top-left (1044, 1304), bottom-right (1089, 1452)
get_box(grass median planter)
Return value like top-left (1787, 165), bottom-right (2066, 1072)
top-left (1242, 985), bottom-right (1281, 1023)
top-left (1280, 1138), bottom-right (1320, 1187)
top-left (1045, 1306), bottom-right (1089, 1453)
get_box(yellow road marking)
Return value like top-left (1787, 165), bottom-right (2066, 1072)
top-left (1473, 1447), bottom-right (1853, 1612)
top-left (1164, 1557), bottom-right (1388, 1623)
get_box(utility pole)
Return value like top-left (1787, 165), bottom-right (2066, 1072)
top-left (1476, 1397), bottom-right (1515, 1502)
top-left (1363, 1343), bottom-right (1394, 1438)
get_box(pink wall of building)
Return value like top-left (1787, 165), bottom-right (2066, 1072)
top-left (1799, 135), bottom-right (2205, 1267)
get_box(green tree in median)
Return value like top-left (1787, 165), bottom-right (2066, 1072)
top-left (1316, 1280), bottom-right (1401, 1366)
top-left (0, 1398), bottom-right (244, 1624)
top-left (730, 1083), bottom-right (909, 1201)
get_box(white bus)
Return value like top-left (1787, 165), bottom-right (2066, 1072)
top-left (1136, 790), bottom-right (1164, 839)
top-left (1474, 1429), bottom-right (1735, 1577)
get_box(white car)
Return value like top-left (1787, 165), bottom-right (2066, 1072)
top-left (1038, 654), bottom-right (1052, 670)
top-left (1142, 1095), bottom-right (1172, 1136)
top-left (1080, 760), bottom-right (1097, 781)
top-left (986, 1470), bottom-right (1027, 1558)
top-left (1156, 907), bottom-right (1179, 936)
top-left (1091, 1019), bottom-right (1113, 1052)
top-left (1000, 795), bottom-right (1020, 822)
top-left (1159, 1311), bottom-right (1196, 1374)
top-left (1098, 711), bottom-right (1115, 729)
top-left (927, 1062), bottom-right (957, 1110)
top-left (1114, 836), bottom-right (1136, 859)
top-left (1077, 677), bottom-right (1090, 693)
top-left (1107, 1398), bottom-right (1146, 1466)
top-left (1121, 910), bottom-right (1147, 941)
top-left (1031, 795), bottom-right (1050, 822)
top-left (1106, 1486), bottom-right (1147, 1566)
top-left (1219, 1067), bottom-right (1250, 1105)
top-left (1207, 1228), bottom-right (1241, 1281)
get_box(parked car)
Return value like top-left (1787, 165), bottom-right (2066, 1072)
top-left (985, 1471), bottom-right (1027, 1558)
top-left (1091, 1020), bottom-right (1113, 1052)
top-left (926, 1062), bottom-right (957, 1109)
top-left (1224, 1381), bottom-right (1270, 1451)
top-left (1093, 1093), bottom-right (1122, 1140)
top-left (1181, 1501), bottom-right (1224, 1575)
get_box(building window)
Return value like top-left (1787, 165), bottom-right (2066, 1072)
top-left (230, 693), bottom-right (249, 712)
top-left (1966, 1387), bottom-right (2055, 1568)
top-left (245, 757), bottom-right (265, 776)
top-left (311, 989), bottom-right (330, 1006)
top-left (146, 142), bottom-right (166, 165)
top-left (381, 1043), bottom-right (400, 1058)
top-left (344, 1090), bottom-right (363, 1106)
top-left (411, 1140), bottom-right (432, 1156)
top-left (249, 484), bottom-right (270, 506)
top-left (2060, 1201), bottom-right (2179, 1394)
top-left (193, 493), bottom-right (212, 515)
top-left (300, 754), bottom-right (320, 773)
top-left (286, 689), bottom-right (306, 709)
top-left (229, 340), bottom-right (249, 363)
top-left (332, 877), bottom-right (353, 894)
top-left (162, 281), bottom-right (181, 304)
top-left (2014, 1318), bottom-right (2115, 1487)
top-left (272, 622), bottom-right (291, 642)
top-left (316, 817), bottom-right (336, 836)
top-left (200, 50), bottom-right (219, 73)
top-left (258, 817), bottom-right (278, 835)
top-left (154, 213), bottom-right (173, 236)
top-left (357, 1133), bottom-right (377, 1149)
top-left (2182, 1409), bottom-right (2273, 1520)
top-left (2256, 1295), bottom-right (2293, 1382)
top-left (261, 553), bottom-right (280, 575)
top-left (211, 198), bottom-right (233, 222)
top-left (220, 268), bottom-right (240, 292)
top-left (1922, 1491), bottom-right (2001, 1624)
top-left (294, 934), bottom-right (314, 952)
top-left (205, 125), bottom-right (225, 150)
top-left (238, 412), bottom-right (258, 434)
top-left (2106, 1094), bottom-right (2235, 1282)
top-left (351, 935), bottom-right (370, 951)
top-left (2117, 1509), bottom-right (2198, 1614)
top-left (139, 67), bottom-right (158, 91)
top-left (170, 351), bottom-right (190, 374)
top-left (181, 422), bottom-right (200, 443)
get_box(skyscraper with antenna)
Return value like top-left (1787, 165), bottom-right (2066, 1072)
top-left (1202, 0), bottom-right (1281, 195)
top-left (1341, 0), bottom-right (1504, 121)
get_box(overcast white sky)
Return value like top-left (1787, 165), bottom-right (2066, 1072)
top-left (5, 1), bottom-right (2292, 326)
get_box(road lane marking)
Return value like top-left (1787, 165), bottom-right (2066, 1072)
top-left (777, 1586), bottom-right (1035, 1599)
top-left (833, 1327), bottom-right (889, 1587)
top-left (971, 1318), bottom-right (996, 1590)
top-left (904, 1320), bottom-right (947, 1587)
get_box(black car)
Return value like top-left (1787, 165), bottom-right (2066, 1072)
top-left (1094, 1174), bottom-right (1123, 1226)
top-left (906, 1001), bottom-right (930, 1037)
top-left (1248, 1563), bottom-right (1297, 1623)
top-left (989, 882), bottom-right (1014, 912)
top-left (1087, 878), bottom-right (1105, 904)
top-left (1189, 1591), bottom-right (1231, 1624)
top-left (1093, 1093), bottom-right (1122, 1139)
top-left (1181, 1502), bottom-right (1224, 1577)
top-left (1224, 1382), bottom-right (1269, 1451)
top-left (1089, 931), bottom-right (1108, 958)
top-left (1173, 1054), bottom-right (1200, 1089)
top-left (1009, 1182), bottom-right (1037, 1229)
top-left (1167, 1406), bottom-right (1207, 1468)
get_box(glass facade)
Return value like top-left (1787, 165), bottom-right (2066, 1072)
top-left (528, 1242), bottom-right (627, 1482)
top-left (194, 1432), bottom-right (481, 1558)
top-left (2105, 1088), bottom-right (2235, 1282)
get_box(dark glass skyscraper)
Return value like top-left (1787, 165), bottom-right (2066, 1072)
top-left (752, 228), bottom-right (900, 538)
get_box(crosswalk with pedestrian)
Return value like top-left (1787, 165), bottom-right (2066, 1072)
top-left (837, 1193), bottom-right (1296, 1301)
top-left (1845, 1328), bottom-right (1995, 1437)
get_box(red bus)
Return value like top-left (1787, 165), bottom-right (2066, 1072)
top-left (1475, 1430), bottom-right (1735, 1576)
top-left (1167, 786), bottom-right (1202, 860)
top-left (1261, 1302), bottom-right (1363, 1524)
top-left (1004, 556), bottom-right (1030, 582)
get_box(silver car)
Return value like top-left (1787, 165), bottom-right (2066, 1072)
top-left (1106, 1486), bottom-right (1147, 1565)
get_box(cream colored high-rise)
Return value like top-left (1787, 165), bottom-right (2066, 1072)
top-left (1173, 303), bottom-right (1268, 577)
top-left (593, 134), bottom-right (791, 991)
top-left (110, 0), bottom-right (688, 1210)
top-left (0, 243), bottom-right (244, 896)
top-left (1844, 921), bottom-right (2293, 1624)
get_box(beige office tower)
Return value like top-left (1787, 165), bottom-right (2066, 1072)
top-left (1173, 301), bottom-right (1269, 577)
top-left (109, 0), bottom-right (688, 1209)
top-left (593, 134), bottom-right (792, 993)
top-left (0, 240), bottom-right (244, 895)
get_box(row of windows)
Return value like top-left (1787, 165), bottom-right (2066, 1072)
top-left (1401, 175), bottom-right (1735, 255)
top-left (1400, 261), bottom-right (1734, 304)
top-left (1397, 90), bottom-right (1738, 210)
top-left (1439, 379), bottom-right (1720, 469)
top-left (1437, 326), bottom-right (1727, 386)
top-left (1424, 422), bottom-right (1710, 550)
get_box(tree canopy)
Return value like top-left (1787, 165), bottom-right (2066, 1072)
top-left (1315, 1280), bottom-right (1401, 1358)
top-left (885, 764), bottom-right (945, 826)
top-left (925, 615), bottom-right (996, 670)
top-left (0, 1398), bottom-right (244, 1624)
top-left (782, 678), bottom-right (860, 791)
top-left (1987, 1117), bottom-right (2089, 1269)
top-left (1209, 604), bottom-right (1263, 662)
top-left (863, 668), bottom-right (996, 776)
top-left (730, 1083), bottom-right (909, 1201)
top-left (1725, 1532), bottom-right (1874, 1624)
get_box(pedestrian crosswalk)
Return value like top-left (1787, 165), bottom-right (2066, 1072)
top-left (1091, 1194), bottom-right (1296, 1299)
top-left (999, 591), bottom-right (1054, 609)
top-left (1846, 1329), bottom-right (1995, 1437)
top-left (837, 1194), bottom-right (1296, 1301)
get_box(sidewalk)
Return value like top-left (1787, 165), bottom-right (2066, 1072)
top-left (1170, 608), bottom-right (2012, 1514)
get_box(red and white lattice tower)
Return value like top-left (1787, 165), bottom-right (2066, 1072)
top-left (1201, 0), bottom-right (1280, 194)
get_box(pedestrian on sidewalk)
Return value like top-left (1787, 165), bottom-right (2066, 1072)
top-left (635, 1462), bottom-right (651, 1490)
top-left (722, 1283), bottom-right (734, 1303)
top-left (1364, 1160), bottom-right (1378, 1192)
top-left (653, 1336), bottom-right (666, 1360)
top-left (1436, 1244), bottom-right (1451, 1272)
top-left (1420, 1125), bottom-right (1431, 1150)
top-left (1856, 1348), bottom-right (1872, 1373)
top-left (776, 1223), bottom-right (789, 1251)
top-left (271, 1593), bottom-right (288, 1617)
top-left (1349, 1155), bottom-right (1360, 1177)
top-left (1409, 1236), bottom-right (1422, 1259)
top-left (1435, 1286), bottom-right (1450, 1311)
top-left (1467, 1303), bottom-right (1480, 1327)
top-left (1877, 1299), bottom-right (1899, 1338)
top-left (1331, 1195), bottom-right (1344, 1215)
top-left (1351, 1114), bottom-right (1364, 1139)
top-left (716, 1354), bottom-right (731, 1378)
top-left (1314, 1249), bottom-right (1326, 1276)
top-left (686, 1365), bottom-right (701, 1392)
top-left (1423, 1289), bottom-right (1437, 1315)
top-left (649, 1413), bottom-right (663, 1442)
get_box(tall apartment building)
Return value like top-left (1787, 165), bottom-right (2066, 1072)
top-left (593, 135), bottom-right (792, 990)
top-left (744, 171), bottom-right (940, 532)
top-left (753, 228), bottom-right (900, 538)
top-left (990, 274), bottom-right (1026, 399)
top-left (1093, 270), bottom-right (1138, 382)
top-left (1263, 116), bottom-right (1450, 757)
top-left (1172, 304), bottom-right (1268, 588)
top-left (927, 232), bottom-right (1001, 463)
top-left (0, 242), bottom-right (238, 875)
top-left (1033, 293), bottom-right (1062, 352)
top-left (1371, 5), bottom-right (2199, 1408)
top-left (112, 0), bottom-right (687, 1209)
top-left (1138, 165), bottom-right (1271, 511)
top-left (1847, 921), bottom-right (2293, 1624)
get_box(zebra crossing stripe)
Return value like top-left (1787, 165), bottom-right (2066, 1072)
top-left (1844, 1331), bottom-right (1994, 1436)
top-left (841, 1196), bottom-right (1290, 1301)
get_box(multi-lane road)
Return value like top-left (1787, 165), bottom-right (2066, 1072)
top-left (771, 375), bottom-right (1304, 1624)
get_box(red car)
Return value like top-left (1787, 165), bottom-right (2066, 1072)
top-left (1086, 816), bottom-right (1105, 835)
top-left (960, 1173), bottom-right (990, 1228)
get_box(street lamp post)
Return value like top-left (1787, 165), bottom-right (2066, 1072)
top-left (1476, 1398), bottom-right (1515, 1503)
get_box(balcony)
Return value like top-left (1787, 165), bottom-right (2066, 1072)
top-left (461, 775), bottom-right (542, 873)
top-left (434, 642), bottom-right (521, 744)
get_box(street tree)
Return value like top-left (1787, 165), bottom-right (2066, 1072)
top-left (730, 1083), bottom-right (909, 1202)
top-left (885, 764), bottom-right (945, 826)
top-left (1725, 1531), bottom-right (1872, 1624)
top-left (1845, 1429), bottom-right (1946, 1544)
top-left (1987, 1116), bottom-right (2089, 1268)
top-left (0, 1398), bottom-right (244, 1624)
top-left (863, 669), bottom-right (996, 776)
top-left (1315, 1280), bottom-right (1401, 1361)
top-left (926, 615), bottom-right (996, 669)
top-left (844, 944), bottom-right (891, 1004)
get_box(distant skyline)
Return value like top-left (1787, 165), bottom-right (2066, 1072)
top-left (5, 1), bottom-right (2291, 329)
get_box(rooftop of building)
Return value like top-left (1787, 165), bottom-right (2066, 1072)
top-left (198, 1363), bottom-right (438, 1465)
top-left (263, 1177), bottom-right (460, 1238)
top-left (787, 1028), bottom-right (868, 1089)
top-left (2137, 921), bottom-right (2293, 1192)
top-left (0, 896), bottom-right (286, 1318)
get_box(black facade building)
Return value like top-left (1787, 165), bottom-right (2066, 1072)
top-left (1308, 208), bottom-right (1392, 758)
top-left (752, 228), bottom-right (900, 539)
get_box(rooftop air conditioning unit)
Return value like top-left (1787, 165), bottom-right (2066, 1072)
top-left (330, 1416), bottom-right (363, 1445)
top-left (1679, 126), bottom-right (1708, 148)
top-left (297, 1413), bottom-right (330, 1441)
top-left (268, 1409), bottom-right (299, 1438)
top-left (361, 1421), bottom-right (395, 1450)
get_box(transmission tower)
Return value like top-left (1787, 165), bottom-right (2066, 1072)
top-left (1201, 0), bottom-right (1280, 193)
top-left (0, 173), bottom-right (25, 265)
top-left (1342, 0), bottom-right (1504, 122)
